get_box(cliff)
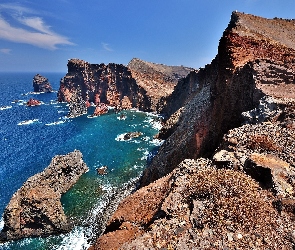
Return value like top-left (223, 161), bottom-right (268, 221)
top-left (0, 150), bottom-right (88, 242)
top-left (91, 12), bottom-right (295, 249)
top-left (58, 58), bottom-right (192, 117)
top-left (127, 58), bottom-right (193, 112)
top-left (141, 11), bottom-right (295, 185)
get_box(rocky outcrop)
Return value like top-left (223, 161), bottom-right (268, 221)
top-left (141, 11), bottom-right (295, 186)
top-left (57, 58), bottom-right (193, 117)
top-left (91, 11), bottom-right (295, 249)
top-left (93, 103), bottom-right (108, 116)
top-left (68, 88), bottom-right (88, 118)
top-left (91, 158), bottom-right (295, 249)
top-left (26, 98), bottom-right (41, 106)
top-left (33, 74), bottom-right (53, 93)
top-left (0, 150), bottom-right (88, 242)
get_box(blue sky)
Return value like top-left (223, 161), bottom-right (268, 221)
top-left (0, 0), bottom-right (294, 72)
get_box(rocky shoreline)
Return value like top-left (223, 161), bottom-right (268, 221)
top-left (2, 10), bottom-right (295, 249)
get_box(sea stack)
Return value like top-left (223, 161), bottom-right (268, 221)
top-left (0, 150), bottom-right (88, 242)
top-left (33, 74), bottom-right (53, 93)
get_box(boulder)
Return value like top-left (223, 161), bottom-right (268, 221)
top-left (0, 150), bottom-right (88, 242)
top-left (93, 103), bottom-right (108, 116)
top-left (123, 132), bottom-right (142, 140)
top-left (33, 74), bottom-right (53, 93)
top-left (26, 98), bottom-right (41, 106)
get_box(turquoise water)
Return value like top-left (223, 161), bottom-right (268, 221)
top-left (0, 73), bottom-right (162, 249)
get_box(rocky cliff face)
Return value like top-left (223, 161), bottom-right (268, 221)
top-left (0, 150), bottom-right (88, 242)
top-left (33, 74), bottom-right (53, 93)
top-left (58, 59), bottom-right (150, 116)
top-left (91, 12), bottom-right (295, 249)
top-left (58, 58), bottom-right (192, 117)
top-left (141, 11), bottom-right (295, 185)
top-left (127, 58), bottom-right (193, 112)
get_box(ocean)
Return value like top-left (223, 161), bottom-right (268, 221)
top-left (0, 72), bottom-right (163, 249)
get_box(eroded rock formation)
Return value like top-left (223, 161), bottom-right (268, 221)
top-left (127, 58), bottom-right (193, 112)
top-left (0, 150), bottom-right (88, 242)
top-left (33, 74), bottom-right (53, 93)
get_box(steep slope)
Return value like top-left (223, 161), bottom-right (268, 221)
top-left (128, 58), bottom-right (193, 112)
top-left (141, 11), bottom-right (295, 185)
top-left (90, 12), bottom-right (295, 249)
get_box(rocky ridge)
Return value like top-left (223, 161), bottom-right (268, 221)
top-left (127, 58), bottom-right (193, 112)
top-left (0, 150), bottom-right (88, 242)
top-left (58, 58), bottom-right (193, 117)
top-left (91, 12), bottom-right (295, 249)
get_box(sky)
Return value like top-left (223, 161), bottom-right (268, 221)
top-left (0, 0), bottom-right (295, 72)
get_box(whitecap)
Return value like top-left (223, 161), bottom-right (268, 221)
top-left (45, 120), bottom-right (65, 126)
top-left (149, 138), bottom-right (164, 146)
top-left (143, 116), bottom-right (163, 130)
top-left (115, 133), bottom-right (127, 141)
top-left (56, 227), bottom-right (91, 250)
top-left (0, 216), bottom-right (4, 231)
top-left (87, 115), bottom-right (98, 119)
top-left (17, 119), bottom-right (39, 125)
top-left (140, 149), bottom-right (150, 160)
top-left (0, 105), bottom-right (12, 110)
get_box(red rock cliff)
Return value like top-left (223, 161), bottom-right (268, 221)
top-left (58, 58), bottom-right (192, 116)
top-left (141, 11), bottom-right (295, 186)
top-left (90, 12), bottom-right (295, 249)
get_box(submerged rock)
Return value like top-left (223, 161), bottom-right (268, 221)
top-left (33, 74), bottom-right (53, 93)
top-left (97, 166), bottom-right (108, 175)
top-left (123, 131), bottom-right (142, 140)
top-left (0, 150), bottom-right (88, 242)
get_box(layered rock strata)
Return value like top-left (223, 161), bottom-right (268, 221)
top-left (127, 58), bottom-right (193, 112)
top-left (91, 12), bottom-right (295, 249)
top-left (141, 11), bottom-right (295, 185)
top-left (0, 150), bottom-right (88, 242)
top-left (33, 74), bottom-right (53, 93)
top-left (58, 58), bottom-right (192, 117)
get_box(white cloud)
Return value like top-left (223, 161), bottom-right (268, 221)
top-left (102, 42), bottom-right (113, 52)
top-left (0, 3), bottom-right (74, 50)
top-left (0, 48), bottom-right (11, 54)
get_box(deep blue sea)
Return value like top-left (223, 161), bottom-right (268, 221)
top-left (0, 72), bottom-right (163, 249)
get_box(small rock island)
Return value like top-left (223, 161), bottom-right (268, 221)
top-left (33, 74), bottom-right (53, 93)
